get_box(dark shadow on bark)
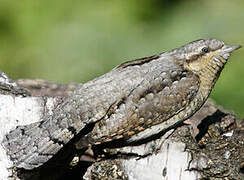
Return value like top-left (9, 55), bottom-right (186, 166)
top-left (195, 110), bottom-right (227, 145)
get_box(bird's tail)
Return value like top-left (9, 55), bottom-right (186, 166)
top-left (2, 115), bottom-right (77, 170)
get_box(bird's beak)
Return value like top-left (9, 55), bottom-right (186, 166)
top-left (223, 45), bottom-right (242, 53)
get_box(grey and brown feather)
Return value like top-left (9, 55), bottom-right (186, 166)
top-left (2, 39), bottom-right (241, 169)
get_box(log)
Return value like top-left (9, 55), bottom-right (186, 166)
top-left (0, 71), bottom-right (243, 180)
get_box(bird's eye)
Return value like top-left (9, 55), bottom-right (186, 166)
top-left (201, 47), bottom-right (209, 53)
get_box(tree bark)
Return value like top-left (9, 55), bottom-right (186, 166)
top-left (0, 71), bottom-right (243, 180)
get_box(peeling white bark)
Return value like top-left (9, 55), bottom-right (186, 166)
top-left (84, 129), bottom-right (202, 180)
top-left (120, 141), bottom-right (200, 180)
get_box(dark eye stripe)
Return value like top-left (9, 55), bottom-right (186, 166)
top-left (187, 46), bottom-right (211, 62)
top-left (187, 54), bottom-right (200, 62)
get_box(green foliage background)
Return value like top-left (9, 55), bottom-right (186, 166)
top-left (0, 0), bottom-right (243, 116)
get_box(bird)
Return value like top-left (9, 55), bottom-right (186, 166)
top-left (2, 38), bottom-right (241, 170)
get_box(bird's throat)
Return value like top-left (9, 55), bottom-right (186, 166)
top-left (198, 56), bottom-right (226, 99)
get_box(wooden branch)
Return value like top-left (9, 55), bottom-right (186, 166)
top-left (0, 72), bottom-right (243, 180)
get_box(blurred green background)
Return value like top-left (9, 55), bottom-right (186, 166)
top-left (0, 0), bottom-right (243, 116)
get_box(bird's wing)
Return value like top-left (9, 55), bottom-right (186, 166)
top-left (89, 68), bottom-right (200, 144)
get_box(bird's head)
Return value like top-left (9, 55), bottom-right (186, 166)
top-left (170, 38), bottom-right (241, 86)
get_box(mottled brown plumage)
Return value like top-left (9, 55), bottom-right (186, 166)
top-left (2, 39), bottom-right (241, 169)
